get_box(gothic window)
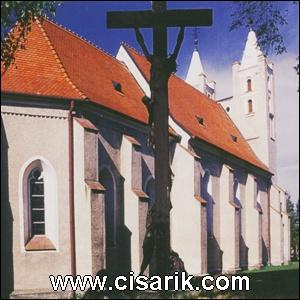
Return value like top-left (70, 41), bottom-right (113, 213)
top-left (255, 179), bottom-right (262, 211)
top-left (201, 170), bottom-right (213, 237)
top-left (100, 168), bottom-right (116, 248)
top-left (21, 158), bottom-right (58, 251)
top-left (248, 99), bottom-right (253, 113)
top-left (247, 79), bottom-right (252, 92)
top-left (233, 177), bottom-right (241, 207)
top-left (28, 168), bottom-right (45, 235)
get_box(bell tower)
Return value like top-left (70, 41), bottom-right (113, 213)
top-left (220, 30), bottom-right (277, 176)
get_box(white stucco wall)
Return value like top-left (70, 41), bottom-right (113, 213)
top-left (73, 121), bottom-right (92, 277)
top-left (170, 145), bottom-right (203, 275)
top-left (219, 165), bottom-right (237, 272)
top-left (120, 137), bottom-right (140, 274)
top-left (244, 175), bottom-right (261, 269)
top-left (270, 185), bottom-right (283, 265)
top-left (1, 103), bottom-right (71, 292)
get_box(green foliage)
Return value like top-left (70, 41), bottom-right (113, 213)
top-left (230, 1), bottom-right (290, 56)
top-left (1, 1), bottom-right (61, 71)
top-left (286, 194), bottom-right (299, 260)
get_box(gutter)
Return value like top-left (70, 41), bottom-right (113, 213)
top-left (68, 100), bottom-right (76, 286)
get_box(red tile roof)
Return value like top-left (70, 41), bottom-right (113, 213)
top-left (1, 19), bottom-right (270, 174)
top-left (1, 21), bottom-right (84, 100)
top-left (123, 45), bottom-right (270, 173)
top-left (2, 19), bottom-right (148, 123)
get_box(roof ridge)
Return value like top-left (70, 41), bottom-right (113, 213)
top-left (36, 19), bottom-right (87, 100)
top-left (45, 18), bottom-right (127, 68)
top-left (122, 43), bottom-right (220, 106)
top-left (171, 73), bottom-right (219, 105)
top-left (123, 43), bottom-right (269, 173)
top-left (121, 42), bottom-right (146, 57)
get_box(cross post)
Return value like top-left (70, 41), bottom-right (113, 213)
top-left (107, 1), bottom-right (212, 277)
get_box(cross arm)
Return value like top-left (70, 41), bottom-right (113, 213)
top-left (134, 28), bottom-right (152, 61)
top-left (170, 26), bottom-right (184, 61)
top-left (107, 9), bottom-right (213, 29)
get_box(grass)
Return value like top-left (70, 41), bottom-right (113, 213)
top-left (82, 262), bottom-right (299, 299)
top-left (239, 261), bottom-right (299, 273)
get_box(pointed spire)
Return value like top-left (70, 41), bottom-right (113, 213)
top-left (186, 28), bottom-right (204, 86)
top-left (241, 29), bottom-right (264, 68)
top-left (186, 48), bottom-right (205, 86)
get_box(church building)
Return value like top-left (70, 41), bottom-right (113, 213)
top-left (1, 19), bottom-right (290, 298)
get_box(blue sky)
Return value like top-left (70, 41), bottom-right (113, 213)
top-left (53, 1), bottom-right (298, 78)
top-left (52, 1), bottom-right (299, 201)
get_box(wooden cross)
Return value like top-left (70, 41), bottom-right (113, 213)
top-left (107, 1), bottom-right (212, 276)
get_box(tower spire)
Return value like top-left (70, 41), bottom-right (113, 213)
top-left (241, 29), bottom-right (263, 69)
top-left (186, 28), bottom-right (216, 99)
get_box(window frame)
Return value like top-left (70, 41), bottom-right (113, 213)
top-left (20, 157), bottom-right (58, 252)
top-left (248, 99), bottom-right (254, 114)
top-left (28, 167), bottom-right (46, 237)
top-left (247, 78), bottom-right (252, 92)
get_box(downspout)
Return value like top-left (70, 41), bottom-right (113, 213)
top-left (68, 100), bottom-right (76, 285)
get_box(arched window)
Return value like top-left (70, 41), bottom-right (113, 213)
top-left (28, 168), bottom-right (45, 235)
top-left (100, 168), bottom-right (116, 248)
top-left (248, 99), bottom-right (253, 113)
top-left (233, 178), bottom-right (241, 207)
top-left (247, 79), bottom-right (252, 92)
top-left (20, 157), bottom-right (58, 251)
top-left (143, 176), bottom-right (156, 275)
top-left (255, 179), bottom-right (263, 211)
top-left (201, 170), bottom-right (213, 237)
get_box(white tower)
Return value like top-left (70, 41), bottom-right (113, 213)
top-left (219, 30), bottom-right (277, 176)
top-left (186, 30), bottom-right (216, 99)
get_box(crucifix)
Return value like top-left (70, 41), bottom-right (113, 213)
top-left (107, 1), bottom-right (212, 276)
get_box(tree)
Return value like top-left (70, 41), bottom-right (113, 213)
top-left (230, 1), bottom-right (299, 78)
top-left (1, 1), bottom-right (61, 71)
top-left (286, 194), bottom-right (299, 260)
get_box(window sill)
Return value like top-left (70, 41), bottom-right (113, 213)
top-left (229, 201), bottom-right (241, 209)
top-left (25, 235), bottom-right (56, 251)
top-left (194, 195), bottom-right (207, 205)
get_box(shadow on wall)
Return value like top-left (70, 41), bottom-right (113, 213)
top-left (201, 170), bottom-right (223, 274)
top-left (262, 239), bottom-right (268, 266)
top-left (208, 236), bottom-right (223, 274)
top-left (98, 130), bottom-right (132, 276)
top-left (1, 117), bottom-right (14, 298)
top-left (240, 236), bottom-right (249, 269)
